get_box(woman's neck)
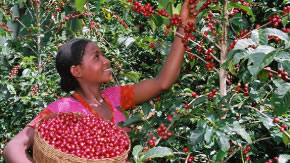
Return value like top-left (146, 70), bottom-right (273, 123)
top-left (75, 83), bottom-right (103, 104)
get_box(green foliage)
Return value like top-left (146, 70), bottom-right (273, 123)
top-left (1, 0), bottom-right (290, 162)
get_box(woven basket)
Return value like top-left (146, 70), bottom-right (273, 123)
top-left (33, 113), bottom-right (131, 163)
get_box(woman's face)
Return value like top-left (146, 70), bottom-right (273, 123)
top-left (78, 42), bottom-right (113, 84)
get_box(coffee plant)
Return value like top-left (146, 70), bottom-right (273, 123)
top-left (0, 0), bottom-right (289, 162)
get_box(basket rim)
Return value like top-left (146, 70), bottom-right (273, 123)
top-left (34, 112), bottom-right (131, 161)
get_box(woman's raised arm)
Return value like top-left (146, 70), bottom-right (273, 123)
top-left (3, 126), bottom-right (34, 163)
top-left (134, 0), bottom-right (198, 105)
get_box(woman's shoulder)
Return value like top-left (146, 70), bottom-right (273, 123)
top-left (46, 95), bottom-right (82, 112)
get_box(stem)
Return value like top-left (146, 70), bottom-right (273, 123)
top-left (155, 121), bottom-right (175, 146)
top-left (263, 68), bottom-right (290, 82)
top-left (36, 2), bottom-right (41, 70)
top-left (186, 51), bottom-right (220, 73)
top-left (219, 0), bottom-right (229, 97)
top-left (195, 30), bottom-right (222, 50)
top-left (224, 137), bottom-right (272, 162)
top-left (244, 105), bottom-right (290, 139)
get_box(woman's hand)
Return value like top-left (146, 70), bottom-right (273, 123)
top-left (180, 0), bottom-right (200, 24)
top-left (3, 126), bottom-right (34, 163)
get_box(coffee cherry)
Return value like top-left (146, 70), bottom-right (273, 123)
top-left (245, 155), bottom-right (250, 161)
top-left (192, 92), bottom-right (199, 98)
top-left (246, 146), bottom-right (251, 151)
top-left (282, 124), bottom-right (288, 129)
top-left (184, 147), bottom-right (189, 152)
top-left (277, 68), bottom-right (283, 74)
top-left (228, 148), bottom-right (233, 152)
top-left (273, 117), bottom-right (280, 123)
top-left (273, 156), bottom-right (279, 162)
top-left (267, 160), bottom-right (273, 163)
top-left (167, 132), bottom-right (173, 137)
top-left (188, 156), bottom-right (194, 163)
top-left (268, 72), bottom-right (273, 78)
top-left (280, 127), bottom-right (285, 132)
top-left (167, 115), bottom-right (173, 122)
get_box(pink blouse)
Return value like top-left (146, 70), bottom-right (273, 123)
top-left (27, 85), bottom-right (135, 130)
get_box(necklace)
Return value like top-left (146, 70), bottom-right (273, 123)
top-left (88, 97), bottom-right (104, 108)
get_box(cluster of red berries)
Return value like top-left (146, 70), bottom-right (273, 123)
top-left (31, 84), bottom-right (39, 95)
top-left (282, 6), bottom-right (290, 16)
top-left (200, 0), bottom-right (217, 11)
top-left (205, 61), bottom-right (215, 71)
top-left (208, 89), bottom-right (217, 99)
top-left (156, 8), bottom-right (169, 17)
top-left (188, 155), bottom-right (195, 162)
top-left (189, 0), bottom-right (199, 15)
top-left (38, 113), bottom-right (129, 160)
top-left (132, 1), bottom-right (154, 18)
top-left (229, 8), bottom-right (239, 18)
top-left (166, 14), bottom-right (182, 29)
top-left (147, 136), bottom-right (156, 147)
top-left (273, 117), bottom-right (288, 132)
top-left (112, 13), bottom-right (128, 28)
top-left (149, 42), bottom-right (156, 49)
top-left (268, 15), bottom-right (282, 27)
top-left (182, 22), bottom-right (196, 47)
top-left (268, 35), bottom-right (281, 42)
top-left (282, 27), bottom-right (290, 33)
top-left (236, 84), bottom-right (249, 96)
top-left (157, 123), bottom-right (172, 140)
top-left (63, 11), bottom-right (81, 22)
top-left (277, 68), bottom-right (288, 81)
top-left (205, 12), bottom-right (217, 31)
top-left (236, 29), bottom-right (251, 39)
top-left (241, 145), bottom-right (251, 161)
top-left (265, 157), bottom-right (279, 163)
top-left (228, 40), bottom-right (238, 52)
top-left (8, 65), bottom-right (20, 79)
top-left (90, 21), bottom-right (98, 29)
top-left (0, 22), bottom-right (9, 32)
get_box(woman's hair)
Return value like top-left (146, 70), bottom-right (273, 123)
top-left (55, 39), bottom-right (92, 93)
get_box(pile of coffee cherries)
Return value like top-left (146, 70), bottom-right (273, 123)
top-left (38, 112), bottom-right (130, 160)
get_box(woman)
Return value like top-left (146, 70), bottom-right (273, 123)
top-left (3, 0), bottom-right (199, 162)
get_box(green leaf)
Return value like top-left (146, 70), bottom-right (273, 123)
top-left (247, 46), bottom-right (276, 76)
top-left (234, 39), bottom-right (255, 50)
top-left (141, 102), bottom-right (153, 117)
top-left (7, 84), bottom-right (16, 95)
top-left (216, 150), bottom-right (227, 161)
top-left (122, 71), bottom-right (141, 83)
top-left (75, 0), bottom-right (88, 12)
top-left (124, 37), bottom-right (135, 48)
top-left (259, 116), bottom-right (275, 130)
top-left (118, 112), bottom-right (142, 127)
top-left (142, 147), bottom-right (174, 160)
top-left (279, 154), bottom-right (290, 163)
top-left (264, 28), bottom-right (289, 42)
top-left (282, 130), bottom-right (290, 145)
top-left (70, 18), bottom-right (82, 33)
top-left (228, 2), bottom-right (255, 21)
top-left (206, 112), bottom-right (217, 123)
top-left (158, 0), bottom-right (171, 14)
top-left (132, 145), bottom-right (143, 162)
top-left (232, 121), bottom-right (252, 143)
top-left (216, 131), bottom-right (230, 152)
top-left (151, 14), bottom-right (163, 27)
top-left (271, 80), bottom-right (290, 115)
top-left (251, 29), bottom-right (260, 44)
top-left (191, 96), bottom-right (207, 106)
top-left (189, 128), bottom-right (205, 146)
top-left (282, 15), bottom-right (289, 27)
top-left (204, 126), bottom-right (214, 144)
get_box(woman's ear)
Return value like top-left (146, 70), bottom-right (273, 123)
top-left (70, 65), bottom-right (81, 78)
